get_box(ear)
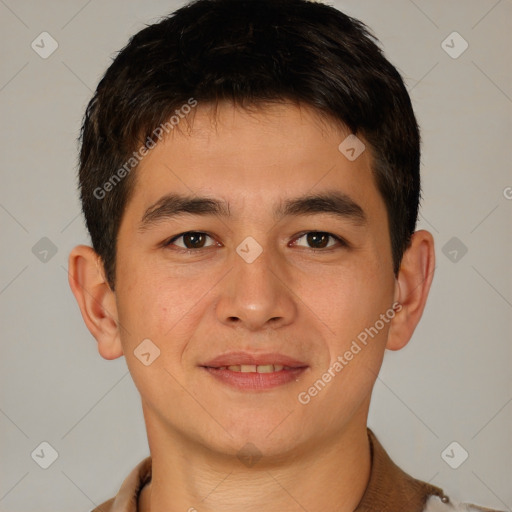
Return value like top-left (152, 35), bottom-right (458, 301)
top-left (386, 230), bottom-right (435, 351)
top-left (68, 245), bottom-right (123, 360)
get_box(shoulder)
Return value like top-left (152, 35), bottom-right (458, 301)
top-left (425, 494), bottom-right (506, 512)
top-left (89, 497), bottom-right (115, 512)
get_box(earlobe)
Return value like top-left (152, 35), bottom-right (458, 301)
top-left (386, 230), bottom-right (435, 351)
top-left (67, 245), bottom-right (124, 360)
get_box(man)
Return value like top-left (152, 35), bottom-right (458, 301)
top-left (68, 0), bottom-right (503, 510)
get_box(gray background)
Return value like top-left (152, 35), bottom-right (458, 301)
top-left (0, 1), bottom-right (511, 511)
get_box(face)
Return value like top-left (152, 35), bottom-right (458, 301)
top-left (114, 102), bottom-right (397, 458)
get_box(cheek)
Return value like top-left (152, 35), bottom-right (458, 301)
top-left (309, 261), bottom-right (393, 338)
top-left (302, 265), bottom-right (394, 410)
top-left (115, 259), bottom-right (215, 355)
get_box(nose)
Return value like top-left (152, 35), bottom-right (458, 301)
top-left (215, 241), bottom-right (297, 332)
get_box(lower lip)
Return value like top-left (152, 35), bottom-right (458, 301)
top-left (202, 367), bottom-right (308, 391)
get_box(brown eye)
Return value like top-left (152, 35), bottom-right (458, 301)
top-left (165, 232), bottom-right (216, 250)
top-left (293, 232), bottom-right (343, 249)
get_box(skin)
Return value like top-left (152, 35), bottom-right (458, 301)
top-left (69, 101), bottom-right (435, 512)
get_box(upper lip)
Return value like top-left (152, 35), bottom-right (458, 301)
top-left (202, 352), bottom-right (308, 368)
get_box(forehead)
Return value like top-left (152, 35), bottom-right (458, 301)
top-left (124, 101), bottom-right (385, 225)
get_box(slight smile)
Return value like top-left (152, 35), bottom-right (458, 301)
top-left (201, 352), bottom-right (309, 391)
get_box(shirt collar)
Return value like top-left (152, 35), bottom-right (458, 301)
top-left (354, 429), bottom-right (446, 511)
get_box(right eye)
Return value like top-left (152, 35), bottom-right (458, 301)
top-left (163, 231), bottom-right (219, 251)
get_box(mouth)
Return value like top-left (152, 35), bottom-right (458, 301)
top-left (207, 363), bottom-right (300, 372)
top-left (200, 352), bottom-right (309, 391)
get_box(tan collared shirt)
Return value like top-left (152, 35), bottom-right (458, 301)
top-left (90, 428), bottom-right (502, 512)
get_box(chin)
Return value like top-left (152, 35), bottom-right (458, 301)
top-left (206, 416), bottom-right (307, 460)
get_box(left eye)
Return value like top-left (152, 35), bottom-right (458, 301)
top-left (165, 232), bottom-right (217, 250)
top-left (293, 232), bottom-right (343, 249)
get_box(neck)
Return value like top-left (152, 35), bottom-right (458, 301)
top-left (139, 402), bottom-right (371, 512)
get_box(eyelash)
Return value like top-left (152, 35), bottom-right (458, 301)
top-left (162, 231), bottom-right (348, 253)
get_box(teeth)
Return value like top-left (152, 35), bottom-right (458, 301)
top-left (223, 364), bottom-right (289, 373)
top-left (256, 364), bottom-right (274, 373)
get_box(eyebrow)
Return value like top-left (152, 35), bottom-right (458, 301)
top-left (138, 191), bottom-right (366, 232)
